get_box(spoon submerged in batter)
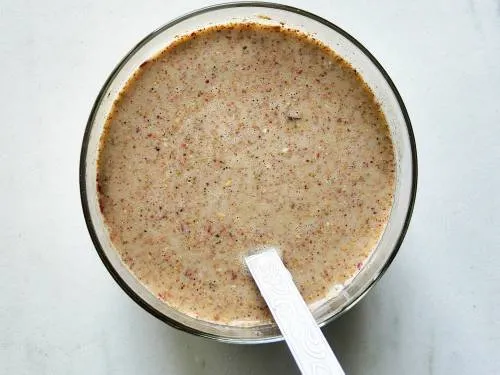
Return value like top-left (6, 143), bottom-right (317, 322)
top-left (245, 248), bottom-right (345, 375)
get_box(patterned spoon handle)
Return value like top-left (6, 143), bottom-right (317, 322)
top-left (246, 248), bottom-right (345, 375)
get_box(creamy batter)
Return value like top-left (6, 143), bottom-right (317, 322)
top-left (97, 24), bottom-right (395, 325)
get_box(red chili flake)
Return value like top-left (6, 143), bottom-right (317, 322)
top-left (180, 143), bottom-right (187, 148)
top-left (231, 271), bottom-right (237, 280)
top-left (297, 69), bottom-right (303, 74)
top-left (316, 152), bottom-right (320, 158)
top-left (357, 262), bottom-right (363, 270)
top-left (205, 79), bottom-right (209, 84)
top-left (147, 133), bottom-right (153, 138)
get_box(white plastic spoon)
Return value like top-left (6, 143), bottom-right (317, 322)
top-left (245, 248), bottom-right (345, 375)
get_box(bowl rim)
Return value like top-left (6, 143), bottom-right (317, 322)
top-left (79, 1), bottom-right (418, 344)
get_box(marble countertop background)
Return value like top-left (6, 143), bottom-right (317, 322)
top-left (1, 0), bottom-right (499, 374)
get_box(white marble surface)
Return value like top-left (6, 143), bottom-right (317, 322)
top-left (1, 0), bottom-right (499, 374)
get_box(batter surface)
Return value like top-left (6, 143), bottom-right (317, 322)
top-left (97, 24), bottom-right (395, 325)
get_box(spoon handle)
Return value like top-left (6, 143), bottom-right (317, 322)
top-left (246, 248), bottom-right (345, 375)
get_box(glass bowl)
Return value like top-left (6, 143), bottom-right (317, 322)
top-left (80, 2), bottom-right (417, 344)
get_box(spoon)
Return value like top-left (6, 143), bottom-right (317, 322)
top-left (245, 248), bottom-right (345, 375)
